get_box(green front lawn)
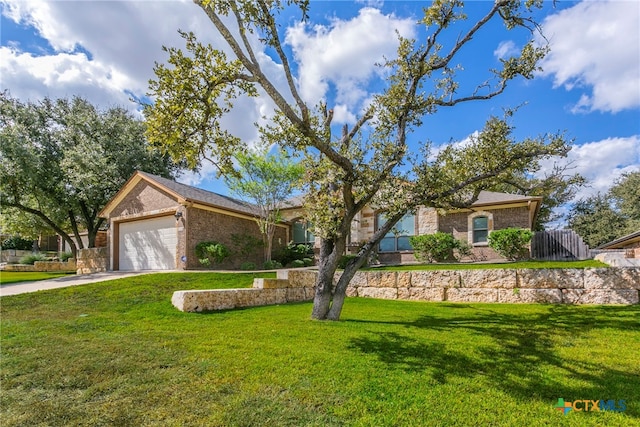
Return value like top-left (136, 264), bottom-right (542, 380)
top-left (0, 271), bottom-right (76, 285)
top-left (1, 272), bottom-right (638, 426)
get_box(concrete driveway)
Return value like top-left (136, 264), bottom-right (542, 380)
top-left (0, 271), bottom-right (154, 297)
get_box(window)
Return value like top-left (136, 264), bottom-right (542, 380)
top-left (293, 221), bottom-right (315, 244)
top-left (472, 216), bottom-right (489, 244)
top-left (377, 213), bottom-right (415, 252)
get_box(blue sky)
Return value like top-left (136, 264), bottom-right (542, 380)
top-left (1, 0), bottom-right (639, 222)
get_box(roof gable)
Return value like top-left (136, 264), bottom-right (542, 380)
top-left (100, 171), bottom-right (259, 218)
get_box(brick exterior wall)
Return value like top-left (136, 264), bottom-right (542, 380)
top-left (281, 204), bottom-right (533, 263)
top-left (105, 180), bottom-right (289, 270)
top-left (184, 207), bottom-right (288, 270)
top-left (491, 207), bottom-right (531, 230)
top-left (438, 207), bottom-right (532, 261)
top-left (109, 181), bottom-right (178, 217)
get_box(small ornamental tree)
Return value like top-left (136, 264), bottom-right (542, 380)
top-left (488, 228), bottom-right (533, 261)
top-left (224, 147), bottom-right (303, 263)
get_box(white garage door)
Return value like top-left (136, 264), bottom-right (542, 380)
top-left (119, 216), bottom-right (177, 270)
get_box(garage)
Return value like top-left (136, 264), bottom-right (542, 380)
top-left (118, 215), bottom-right (177, 270)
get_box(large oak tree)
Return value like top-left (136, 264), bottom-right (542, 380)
top-left (0, 93), bottom-right (182, 256)
top-left (145, 0), bottom-right (571, 320)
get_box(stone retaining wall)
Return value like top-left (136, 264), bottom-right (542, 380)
top-left (0, 250), bottom-right (33, 263)
top-left (3, 260), bottom-right (76, 272)
top-left (338, 268), bottom-right (640, 305)
top-left (76, 247), bottom-right (109, 274)
top-left (172, 270), bottom-right (315, 312)
top-left (172, 267), bottom-right (639, 312)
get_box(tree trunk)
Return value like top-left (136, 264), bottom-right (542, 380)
top-left (86, 217), bottom-right (104, 248)
top-left (315, 212), bottom-right (405, 320)
top-left (69, 211), bottom-right (85, 251)
top-left (311, 237), bottom-right (345, 320)
top-left (326, 255), bottom-right (368, 320)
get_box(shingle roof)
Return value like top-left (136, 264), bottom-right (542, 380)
top-left (138, 171), bottom-right (260, 216)
top-left (282, 190), bottom-right (539, 210)
top-left (598, 230), bottom-right (640, 249)
top-left (472, 190), bottom-right (539, 206)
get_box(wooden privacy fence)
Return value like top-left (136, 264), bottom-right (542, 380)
top-left (531, 230), bottom-right (591, 261)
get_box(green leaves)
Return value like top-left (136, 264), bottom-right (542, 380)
top-left (224, 147), bottom-right (303, 261)
top-left (0, 93), bottom-right (180, 251)
top-left (488, 228), bottom-right (533, 261)
top-left (145, 31), bottom-right (256, 174)
top-left (568, 172), bottom-right (640, 247)
top-left (413, 114), bottom-right (569, 210)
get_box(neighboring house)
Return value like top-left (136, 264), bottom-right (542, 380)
top-left (99, 171), bottom-right (288, 271)
top-left (59, 231), bottom-right (107, 253)
top-left (598, 230), bottom-right (640, 258)
top-left (280, 191), bottom-right (542, 263)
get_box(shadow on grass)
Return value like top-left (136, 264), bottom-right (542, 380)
top-left (347, 304), bottom-right (640, 417)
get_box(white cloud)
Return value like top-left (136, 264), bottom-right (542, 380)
top-left (540, 135), bottom-right (640, 201)
top-left (285, 7), bottom-right (415, 119)
top-left (0, 47), bottom-right (136, 107)
top-left (493, 40), bottom-right (518, 60)
top-left (0, 0), bottom-right (276, 182)
top-left (0, 0), bottom-right (213, 108)
top-left (538, 0), bottom-right (640, 113)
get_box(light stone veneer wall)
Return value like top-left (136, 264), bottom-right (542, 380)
top-left (172, 270), bottom-right (317, 312)
top-left (76, 247), bottom-right (109, 274)
top-left (4, 260), bottom-right (77, 273)
top-left (172, 268), bottom-right (639, 312)
top-left (337, 268), bottom-right (640, 305)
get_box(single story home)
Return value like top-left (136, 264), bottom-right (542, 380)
top-left (99, 171), bottom-right (287, 271)
top-left (100, 171), bottom-right (541, 270)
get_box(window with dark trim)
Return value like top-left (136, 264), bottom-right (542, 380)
top-left (293, 221), bottom-right (315, 244)
top-left (472, 216), bottom-right (489, 243)
top-left (377, 213), bottom-right (415, 252)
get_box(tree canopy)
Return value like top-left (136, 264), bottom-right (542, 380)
top-left (568, 171), bottom-right (640, 248)
top-left (0, 93), bottom-right (182, 255)
top-left (145, 0), bottom-right (572, 320)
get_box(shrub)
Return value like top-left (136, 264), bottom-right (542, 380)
top-left (263, 260), bottom-right (282, 270)
top-left (488, 228), bottom-right (533, 261)
top-left (19, 253), bottom-right (47, 265)
top-left (59, 252), bottom-right (74, 262)
top-left (290, 259), bottom-right (305, 268)
top-left (240, 262), bottom-right (257, 271)
top-left (195, 241), bottom-right (230, 267)
top-left (274, 242), bottom-right (312, 266)
top-left (2, 236), bottom-right (34, 251)
top-left (409, 232), bottom-right (470, 263)
top-left (302, 257), bottom-right (314, 267)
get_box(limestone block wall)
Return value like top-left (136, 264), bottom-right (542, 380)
top-left (335, 268), bottom-right (640, 305)
top-left (0, 250), bottom-right (33, 263)
top-left (172, 267), bottom-right (639, 312)
top-left (4, 260), bottom-right (76, 272)
top-left (172, 269), bottom-right (315, 312)
top-left (76, 247), bottom-right (109, 274)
